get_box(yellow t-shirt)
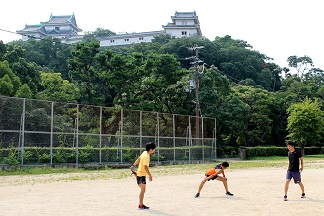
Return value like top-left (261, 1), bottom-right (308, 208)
top-left (137, 151), bottom-right (150, 177)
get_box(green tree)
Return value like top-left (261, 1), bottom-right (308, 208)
top-left (0, 74), bottom-right (13, 95)
top-left (9, 38), bottom-right (72, 80)
top-left (37, 72), bottom-right (80, 102)
top-left (287, 55), bottom-right (314, 78)
top-left (0, 40), bottom-right (6, 60)
top-left (15, 83), bottom-right (33, 98)
top-left (232, 85), bottom-right (275, 146)
top-left (286, 97), bottom-right (324, 152)
top-left (112, 53), bottom-right (185, 113)
top-left (10, 58), bottom-right (40, 94)
top-left (68, 41), bottom-right (101, 104)
top-left (222, 95), bottom-right (248, 147)
top-left (0, 60), bottom-right (21, 96)
top-left (83, 28), bottom-right (116, 43)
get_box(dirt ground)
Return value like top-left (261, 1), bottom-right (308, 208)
top-left (0, 165), bottom-right (323, 216)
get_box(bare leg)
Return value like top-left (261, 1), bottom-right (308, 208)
top-left (138, 183), bottom-right (146, 205)
top-left (216, 176), bottom-right (229, 193)
top-left (284, 179), bottom-right (290, 196)
top-left (298, 182), bottom-right (305, 194)
top-left (197, 178), bottom-right (207, 193)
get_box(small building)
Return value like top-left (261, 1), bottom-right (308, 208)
top-left (16, 13), bottom-right (82, 41)
top-left (163, 11), bottom-right (202, 38)
top-left (17, 11), bottom-right (202, 46)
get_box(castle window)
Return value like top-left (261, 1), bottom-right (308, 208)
top-left (139, 37), bottom-right (143, 40)
top-left (110, 40), bottom-right (115, 43)
top-left (182, 31), bottom-right (187, 35)
top-left (55, 27), bottom-right (60, 31)
top-left (125, 38), bottom-right (129, 42)
top-left (182, 21), bottom-right (187, 25)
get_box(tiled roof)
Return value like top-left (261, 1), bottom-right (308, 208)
top-left (174, 11), bottom-right (197, 17)
top-left (171, 11), bottom-right (200, 25)
top-left (46, 15), bottom-right (75, 25)
top-left (17, 13), bottom-right (82, 37)
top-left (23, 24), bottom-right (42, 31)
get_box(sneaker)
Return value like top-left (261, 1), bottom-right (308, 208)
top-left (284, 195), bottom-right (288, 201)
top-left (138, 204), bottom-right (149, 210)
top-left (194, 193), bottom-right (200, 198)
top-left (301, 193), bottom-right (305, 198)
top-left (226, 191), bottom-right (234, 196)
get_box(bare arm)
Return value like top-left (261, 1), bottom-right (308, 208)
top-left (132, 156), bottom-right (141, 167)
top-left (206, 169), bottom-right (223, 180)
top-left (144, 165), bottom-right (152, 181)
top-left (300, 157), bottom-right (304, 172)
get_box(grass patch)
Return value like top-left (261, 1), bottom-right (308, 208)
top-left (0, 155), bottom-right (323, 180)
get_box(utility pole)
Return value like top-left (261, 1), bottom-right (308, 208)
top-left (188, 46), bottom-right (204, 144)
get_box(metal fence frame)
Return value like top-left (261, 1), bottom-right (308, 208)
top-left (0, 95), bottom-right (217, 165)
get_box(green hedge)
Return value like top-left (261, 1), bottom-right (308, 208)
top-left (0, 146), bottom-right (214, 165)
top-left (245, 146), bottom-right (323, 158)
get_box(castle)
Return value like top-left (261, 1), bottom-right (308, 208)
top-left (16, 11), bottom-right (202, 47)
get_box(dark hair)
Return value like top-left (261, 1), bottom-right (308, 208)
top-left (146, 142), bottom-right (156, 151)
top-left (287, 140), bottom-right (295, 147)
top-left (222, 161), bottom-right (229, 167)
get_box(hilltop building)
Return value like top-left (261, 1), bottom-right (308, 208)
top-left (17, 11), bottom-right (202, 46)
top-left (17, 13), bottom-right (82, 41)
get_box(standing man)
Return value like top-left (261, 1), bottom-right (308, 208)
top-left (131, 142), bottom-right (156, 210)
top-left (284, 140), bottom-right (305, 201)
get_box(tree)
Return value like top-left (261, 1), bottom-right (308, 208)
top-left (231, 85), bottom-right (275, 146)
top-left (68, 41), bottom-right (101, 104)
top-left (222, 95), bottom-right (248, 147)
top-left (37, 72), bottom-right (80, 102)
top-left (83, 28), bottom-right (116, 43)
top-left (287, 55), bottom-right (314, 78)
top-left (0, 40), bottom-right (6, 60)
top-left (10, 58), bottom-right (41, 94)
top-left (0, 60), bottom-right (21, 96)
top-left (286, 97), bottom-right (324, 153)
top-left (8, 38), bottom-right (72, 80)
top-left (15, 84), bottom-right (32, 98)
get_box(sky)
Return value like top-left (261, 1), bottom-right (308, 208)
top-left (1, 0), bottom-right (323, 70)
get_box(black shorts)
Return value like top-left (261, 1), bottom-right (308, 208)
top-left (205, 174), bottom-right (219, 181)
top-left (137, 176), bottom-right (146, 184)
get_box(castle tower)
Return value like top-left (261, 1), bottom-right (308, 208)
top-left (162, 11), bottom-right (202, 38)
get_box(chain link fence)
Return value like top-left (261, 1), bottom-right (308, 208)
top-left (0, 95), bottom-right (217, 165)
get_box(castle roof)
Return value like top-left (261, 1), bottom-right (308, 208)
top-left (162, 11), bottom-right (202, 36)
top-left (16, 13), bottom-right (82, 39)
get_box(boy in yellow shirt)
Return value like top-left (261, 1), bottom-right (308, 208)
top-left (131, 142), bottom-right (156, 210)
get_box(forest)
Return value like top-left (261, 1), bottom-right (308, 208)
top-left (0, 31), bottom-right (323, 153)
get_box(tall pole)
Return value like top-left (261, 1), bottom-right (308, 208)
top-left (188, 46), bottom-right (204, 144)
top-left (195, 47), bottom-right (200, 141)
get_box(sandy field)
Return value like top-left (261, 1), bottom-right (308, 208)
top-left (0, 164), bottom-right (323, 216)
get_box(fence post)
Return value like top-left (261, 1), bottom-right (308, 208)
top-left (215, 118), bottom-right (217, 160)
top-left (99, 106), bottom-right (102, 164)
top-left (20, 98), bottom-right (26, 165)
top-left (120, 109), bottom-right (123, 163)
top-left (157, 112), bottom-right (160, 164)
top-left (50, 102), bottom-right (54, 165)
top-left (173, 114), bottom-right (176, 162)
top-left (202, 117), bottom-right (204, 162)
top-left (76, 104), bottom-right (79, 165)
top-left (140, 111), bottom-right (142, 153)
top-left (189, 116), bottom-right (191, 164)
